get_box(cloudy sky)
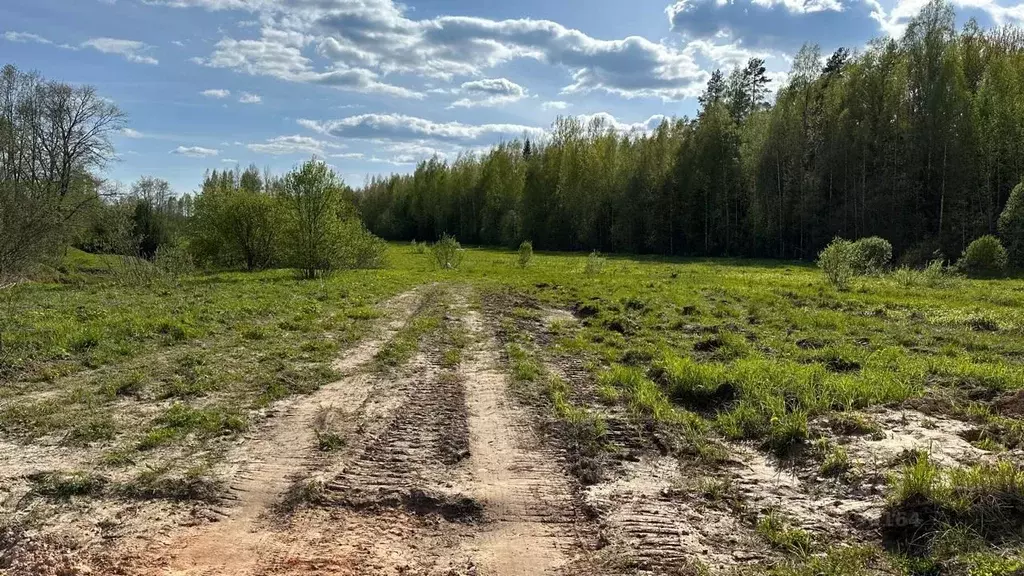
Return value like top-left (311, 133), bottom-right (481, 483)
top-left (4, 0), bottom-right (1022, 192)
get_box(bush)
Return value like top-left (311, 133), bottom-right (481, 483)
top-left (517, 241), bottom-right (533, 268)
top-left (584, 250), bottom-right (606, 276)
top-left (998, 181), bottom-right (1024, 268)
top-left (432, 233), bottom-right (463, 270)
top-left (851, 236), bottom-right (892, 274)
top-left (957, 235), bottom-right (1008, 277)
top-left (336, 219), bottom-right (387, 269)
top-left (817, 238), bottom-right (856, 289)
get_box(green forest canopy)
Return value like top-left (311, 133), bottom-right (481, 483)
top-left (355, 0), bottom-right (1024, 262)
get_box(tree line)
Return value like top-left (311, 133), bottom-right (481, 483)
top-left (356, 0), bottom-right (1024, 266)
top-left (0, 59), bottom-right (382, 282)
top-left (79, 162), bottom-right (383, 279)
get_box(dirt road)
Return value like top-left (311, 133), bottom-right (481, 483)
top-left (129, 286), bottom-right (586, 576)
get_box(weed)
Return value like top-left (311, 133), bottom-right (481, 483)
top-left (757, 508), bottom-right (813, 555)
top-left (584, 250), bottom-right (606, 276)
top-left (29, 471), bottom-right (107, 499)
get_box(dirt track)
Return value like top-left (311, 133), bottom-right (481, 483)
top-left (121, 286), bottom-right (587, 576)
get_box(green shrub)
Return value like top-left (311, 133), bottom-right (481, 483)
top-left (517, 240), bottom-right (533, 268)
top-left (817, 238), bottom-right (856, 290)
top-left (432, 233), bottom-right (464, 270)
top-left (851, 236), bottom-right (892, 274)
top-left (957, 235), bottom-right (1008, 278)
top-left (337, 219), bottom-right (387, 269)
top-left (584, 250), bottom-right (606, 276)
top-left (998, 181), bottom-right (1024, 268)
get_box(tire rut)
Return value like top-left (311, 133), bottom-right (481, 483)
top-left (140, 288), bottom-right (424, 576)
top-left (456, 305), bottom-right (581, 575)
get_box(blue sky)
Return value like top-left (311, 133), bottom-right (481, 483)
top-left (4, 0), bottom-right (1021, 193)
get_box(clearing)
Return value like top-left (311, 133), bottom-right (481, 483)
top-left (3, 246), bottom-right (1024, 575)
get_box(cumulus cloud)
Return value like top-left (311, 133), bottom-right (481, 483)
top-left (196, 30), bottom-right (423, 98)
top-left (870, 0), bottom-right (1024, 37)
top-left (246, 134), bottom-right (342, 155)
top-left (299, 113), bottom-right (546, 145)
top-left (202, 88), bottom-right (231, 98)
top-left (542, 101), bottom-right (571, 111)
top-left (146, 0), bottom-right (713, 100)
top-left (449, 77), bottom-right (528, 108)
top-left (82, 37), bottom-right (159, 64)
top-left (666, 0), bottom-right (878, 51)
top-left (172, 145), bottom-right (219, 157)
top-left (122, 128), bottom-right (147, 138)
top-left (575, 112), bottom-right (670, 133)
top-left (238, 92), bottom-right (262, 103)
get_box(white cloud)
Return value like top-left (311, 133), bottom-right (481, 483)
top-left (575, 112), bottom-right (670, 134)
top-left (330, 152), bottom-right (366, 159)
top-left (172, 145), bottom-right (219, 157)
top-left (221, 158), bottom-right (239, 163)
top-left (449, 77), bottom-right (528, 108)
top-left (247, 134), bottom-right (341, 155)
top-left (300, 113), bottom-right (546, 145)
top-left (871, 0), bottom-right (1024, 37)
top-left (238, 92), bottom-right (262, 103)
top-left (541, 101), bottom-right (570, 111)
top-left (146, 0), bottom-right (712, 100)
top-left (4, 31), bottom-right (53, 44)
top-left (122, 128), bottom-right (147, 138)
top-left (196, 31), bottom-right (423, 98)
top-left (202, 88), bottom-right (232, 98)
top-left (82, 37), bottom-right (159, 65)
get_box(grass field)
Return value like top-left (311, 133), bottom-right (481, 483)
top-left (2, 245), bottom-right (1023, 575)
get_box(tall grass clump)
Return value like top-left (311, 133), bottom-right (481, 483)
top-left (517, 241), bottom-right (533, 268)
top-left (883, 453), bottom-right (1024, 556)
top-left (890, 258), bottom-right (959, 289)
top-left (432, 233), bottom-right (464, 270)
top-left (584, 250), bottom-right (606, 276)
top-left (817, 238), bottom-right (856, 289)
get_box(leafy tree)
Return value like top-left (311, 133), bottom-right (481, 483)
top-left (998, 181), bottom-right (1024, 268)
top-left (190, 166), bottom-right (281, 270)
top-left (280, 159), bottom-right (349, 279)
top-left (0, 64), bottom-right (124, 278)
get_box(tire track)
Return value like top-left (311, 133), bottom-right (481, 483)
top-left (456, 306), bottom-right (581, 575)
top-left (140, 288), bottom-right (424, 576)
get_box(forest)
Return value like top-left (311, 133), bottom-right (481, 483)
top-left (357, 0), bottom-right (1024, 265)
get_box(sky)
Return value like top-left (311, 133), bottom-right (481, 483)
top-left (4, 0), bottom-right (1023, 194)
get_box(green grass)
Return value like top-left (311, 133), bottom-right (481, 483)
top-left (884, 453), bottom-right (1024, 560)
top-left (6, 243), bottom-right (1024, 566)
top-left (756, 508), bottom-right (813, 556)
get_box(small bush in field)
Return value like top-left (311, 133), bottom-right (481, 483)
top-left (957, 235), bottom-right (1008, 278)
top-left (337, 220), bottom-right (387, 269)
top-left (432, 233), bottom-right (464, 270)
top-left (851, 236), bottom-right (892, 274)
top-left (584, 250), bottom-right (606, 276)
top-left (817, 238), bottom-right (856, 290)
top-left (517, 241), bottom-right (533, 268)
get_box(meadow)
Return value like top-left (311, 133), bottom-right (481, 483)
top-left (2, 244), bottom-right (1024, 575)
